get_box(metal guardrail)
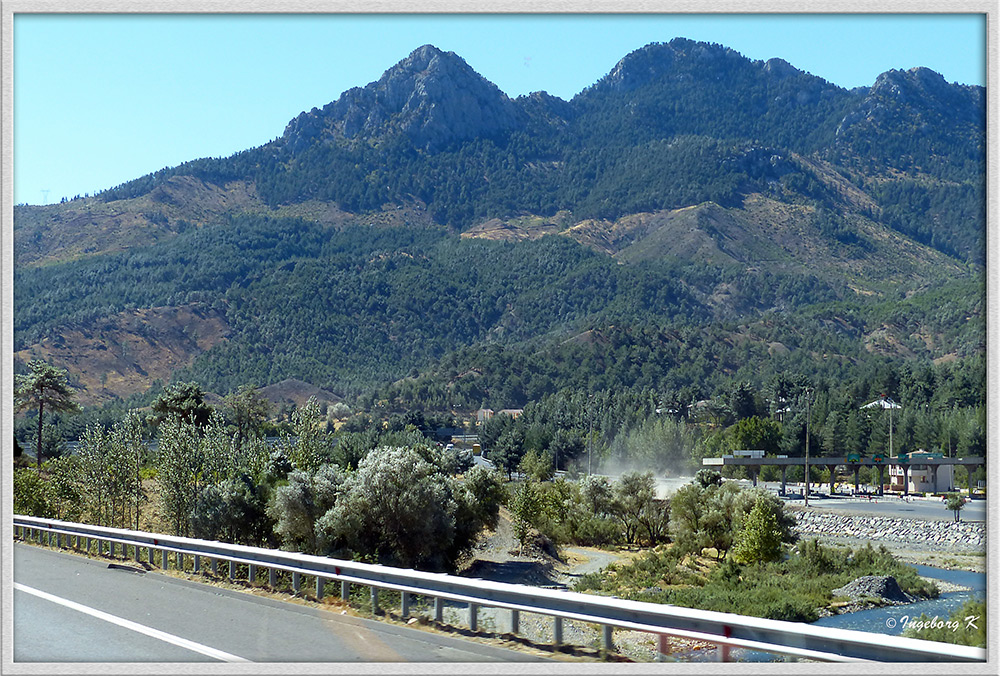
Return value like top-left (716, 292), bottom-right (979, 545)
top-left (13, 515), bottom-right (987, 663)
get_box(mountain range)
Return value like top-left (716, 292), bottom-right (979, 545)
top-left (13, 39), bottom-right (985, 413)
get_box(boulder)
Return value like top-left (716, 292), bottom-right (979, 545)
top-left (832, 575), bottom-right (912, 604)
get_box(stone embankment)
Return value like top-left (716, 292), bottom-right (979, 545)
top-left (792, 510), bottom-right (985, 553)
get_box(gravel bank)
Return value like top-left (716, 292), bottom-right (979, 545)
top-left (790, 507), bottom-right (985, 553)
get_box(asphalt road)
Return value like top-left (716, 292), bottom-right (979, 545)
top-left (727, 479), bottom-right (988, 522)
top-left (788, 495), bottom-right (988, 522)
top-left (12, 544), bottom-right (547, 663)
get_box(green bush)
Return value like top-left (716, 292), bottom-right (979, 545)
top-left (13, 468), bottom-right (53, 517)
top-left (903, 598), bottom-right (985, 648)
top-left (575, 537), bottom-right (935, 622)
top-left (731, 500), bottom-right (784, 564)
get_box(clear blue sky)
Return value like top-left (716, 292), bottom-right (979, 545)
top-left (13, 12), bottom-right (987, 205)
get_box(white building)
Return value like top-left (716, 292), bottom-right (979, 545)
top-left (888, 450), bottom-right (954, 493)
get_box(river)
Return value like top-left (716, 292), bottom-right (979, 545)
top-left (812, 565), bottom-right (986, 636)
top-left (680, 564), bottom-right (986, 663)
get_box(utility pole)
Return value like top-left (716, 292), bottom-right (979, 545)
top-left (804, 387), bottom-right (813, 507)
top-left (588, 394), bottom-right (594, 476)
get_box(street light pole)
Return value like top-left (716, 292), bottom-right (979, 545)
top-left (889, 403), bottom-right (895, 458)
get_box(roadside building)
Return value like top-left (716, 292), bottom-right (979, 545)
top-left (475, 408), bottom-right (523, 425)
top-left (888, 450), bottom-right (954, 493)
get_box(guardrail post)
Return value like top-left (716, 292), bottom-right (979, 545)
top-left (292, 571), bottom-right (301, 594)
top-left (656, 634), bottom-right (671, 661)
top-left (341, 580), bottom-right (350, 600)
top-left (46, 531), bottom-right (52, 547)
top-left (268, 567), bottom-right (277, 588)
top-left (434, 597), bottom-right (443, 623)
top-left (719, 625), bottom-right (732, 662)
top-left (603, 625), bottom-right (614, 653)
top-left (510, 609), bottom-right (519, 635)
top-left (177, 551), bottom-right (184, 571)
top-left (249, 564), bottom-right (256, 584)
top-left (211, 558), bottom-right (218, 576)
top-left (400, 591), bottom-right (410, 618)
top-left (370, 586), bottom-right (380, 615)
top-left (229, 560), bottom-right (235, 581)
top-left (134, 544), bottom-right (141, 562)
top-left (193, 555), bottom-right (201, 573)
top-left (469, 603), bottom-right (478, 632)
top-left (553, 616), bottom-right (563, 649)
top-left (316, 577), bottom-right (324, 600)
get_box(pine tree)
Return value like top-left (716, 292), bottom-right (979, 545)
top-left (14, 360), bottom-right (80, 468)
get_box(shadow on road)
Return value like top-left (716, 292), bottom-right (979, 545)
top-left (461, 559), bottom-right (565, 588)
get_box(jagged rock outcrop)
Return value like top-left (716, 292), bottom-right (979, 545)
top-left (834, 67), bottom-right (985, 153)
top-left (283, 44), bottom-right (526, 152)
top-left (867, 67), bottom-right (985, 124)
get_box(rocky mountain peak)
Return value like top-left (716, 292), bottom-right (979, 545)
top-left (582, 39), bottom-right (745, 95)
top-left (859, 66), bottom-right (984, 126)
top-left (762, 57), bottom-right (802, 80)
top-left (283, 44), bottom-right (525, 152)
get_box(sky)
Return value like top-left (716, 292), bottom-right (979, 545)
top-left (12, 12), bottom-right (988, 206)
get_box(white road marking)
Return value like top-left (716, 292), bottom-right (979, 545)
top-left (14, 582), bottom-right (250, 662)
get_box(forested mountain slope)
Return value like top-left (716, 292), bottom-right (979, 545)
top-left (13, 39), bottom-right (985, 412)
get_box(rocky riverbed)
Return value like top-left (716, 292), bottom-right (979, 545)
top-left (440, 505), bottom-right (988, 661)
